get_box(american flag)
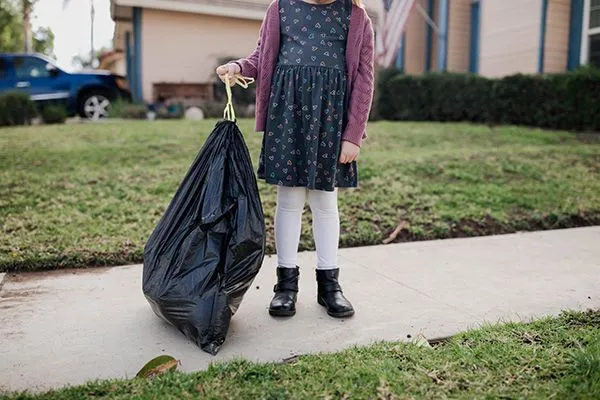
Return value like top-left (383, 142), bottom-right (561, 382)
top-left (376, 0), bottom-right (416, 67)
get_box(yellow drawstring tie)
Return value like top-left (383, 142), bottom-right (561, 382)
top-left (223, 75), bottom-right (255, 122)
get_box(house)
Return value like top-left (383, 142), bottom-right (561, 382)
top-left (110, 0), bottom-right (379, 104)
top-left (397, 0), bottom-right (598, 77)
top-left (110, 0), bottom-right (599, 104)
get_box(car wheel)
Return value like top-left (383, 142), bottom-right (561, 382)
top-left (79, 91), bottom-right (111, 120)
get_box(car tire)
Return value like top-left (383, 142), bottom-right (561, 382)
top-left (78, 90), bottom-right (112, 120)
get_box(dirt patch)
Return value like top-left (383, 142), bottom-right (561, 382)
top-left (0, 288), bottom-right (47, 300)
top-left (1, 214), bottom-right (599, 273)
top-left (377, 213), bottom-right (600, 244)
top-left (333, 212), bottom-right (600, 250)
top-left (7, 266), bottom-right (112, 283)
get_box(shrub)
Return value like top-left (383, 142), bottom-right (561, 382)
top-left (201, 101), bottom-right (227, 119)
top-left (157, 103), bottom-right (184, 120)
top-left (200, 101), bottom-right (255, 120)
top-left (380, 68), bottom-right (600, 131)
top-left (40, 105), bottom-right (67, 124)
top-left (213, 56), bottom-right (257, 107)
top-left (370, 67), bottom-right (401, 121)
top-left (109, 100), bottom-right (147, 120)
top-left (382, 73), bottom-right (494, 123)
top-left (0, 92), bottom-right (37, 127)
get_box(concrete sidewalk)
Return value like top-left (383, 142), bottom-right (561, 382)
top-left (1, 227), bottom-right (599, 393)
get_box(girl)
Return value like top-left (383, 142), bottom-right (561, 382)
top-left (216, 0), bottom-right (374, 319)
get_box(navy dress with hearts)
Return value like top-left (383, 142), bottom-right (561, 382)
top-left (257, 0), bottom-right (357, 192)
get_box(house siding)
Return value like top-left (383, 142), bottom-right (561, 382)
top-left (405, 0), bottom-right (427, 74)
top-left (113, 21), bottom-right (132, 52)
top-left (140, 8), bottom-right (261, 101)
top-left (447, 0), bottom-right (471, 72)
top-left (544, 0), bottom-right (571, 72)
top-left (480, 0), bottom-right (542, 77)
top-left (430, 0), bottom-right (439, 70)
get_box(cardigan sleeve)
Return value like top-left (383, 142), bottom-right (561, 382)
top-left (235, 1), bottom-right (277, 79)
top-left (342, 17), bottom-right (375, 147)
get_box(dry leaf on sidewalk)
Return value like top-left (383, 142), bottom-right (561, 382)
top-left (382, 221), bottom-right (409, 244)
top-left (412, 334), bottom-right (432, 348)
top-left (136, 355), bottom-right (180, 379)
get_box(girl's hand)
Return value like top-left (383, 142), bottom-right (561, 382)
top-left (339, 141), bottom-right (360, 164)
top-left (216, 62), bottom-right (241, 86)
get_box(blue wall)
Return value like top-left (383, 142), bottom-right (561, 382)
top-left (395, 36), bottom-right (407, 72)
top-left (425, 0), bottom-right (435, 71)
top-left (568, 0), bottom-right (584, 70)
top-left (132, 7), bottom-right (143, 103)
top-left (538, 0), bottom-right (549, 73)
top-left (436, 0), bottom-right (449, 71)
top-left (125, 31), bottom-right (133, 88)
top-left (469, 0), bottom-right (481, 73)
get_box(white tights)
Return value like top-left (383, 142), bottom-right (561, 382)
top-left (275, 186), bottom-right (339, 270)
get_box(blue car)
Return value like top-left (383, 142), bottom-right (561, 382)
top-left (0, 53), bottom-right (131, 119)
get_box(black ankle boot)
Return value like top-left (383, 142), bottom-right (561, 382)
top-left (269, 267), bottom-right (299, 317)
top-left (316, 269), bottom-right (354, 318)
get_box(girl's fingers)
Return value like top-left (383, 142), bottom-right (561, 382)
top-left (216, 65), bottom-right (229, 84)
top-left (216, 64), bottom-right (238, 86)
top-left (227, 64), bottom-right (236, 79)
top-left (339, 153), bottom-right (347, 164)
top-left (216, 65), bottom-right (227, 75)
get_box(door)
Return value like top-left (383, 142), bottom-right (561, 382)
top-left (0, 58), bottom-right (15, 93)
top-left (12, 55), bottom-right (71, 107)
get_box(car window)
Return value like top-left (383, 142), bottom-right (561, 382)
top-left (0, 59), bottom-right (8, 80)
top-left (13, 57), bottom-right (51, 79)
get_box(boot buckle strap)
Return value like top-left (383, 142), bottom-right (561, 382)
top-left (274, 283), bottom-right (299, 293)
top-left (319, 282), bottom-right (342, 292)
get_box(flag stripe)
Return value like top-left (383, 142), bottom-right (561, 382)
top-left (383, 1), bottom-right (414, 66)
top-left (383, 1), bottom-right (410, 54)
top-left (376, 0), bottom-right (416, 68)
top-left (383, 1), bottom-right (413, 63)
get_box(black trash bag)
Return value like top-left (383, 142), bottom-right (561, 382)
top-left (142, 120), bottom-right (265, 355)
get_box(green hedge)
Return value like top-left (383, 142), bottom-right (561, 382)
top-left (369, 67), bottom-right (400, 121)
top-left (40, 105), bottom-right (67, 124)
top-left (109, 100), bottom-right (148, 120)
top-left (0, 92), bottom-right (37, 127)
top-left (379, 67), bottom-right (600, 131)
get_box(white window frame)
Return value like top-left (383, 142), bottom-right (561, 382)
top-left (581, 0), bottom-right (600, 65)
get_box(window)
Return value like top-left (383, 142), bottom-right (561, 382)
top-left (589, 1), bottom-right (600, 67)
top-left (591, 0), bottom-right (600, 29)
top-left (13, 57), bottom-right (51, 79)
top-left (590, 34), bottom-right (600, 67)
top-left (0, 59), bottom-right (7, 79)
top-left (583, 0), bottom-right (600, 67)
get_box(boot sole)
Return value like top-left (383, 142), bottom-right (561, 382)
top-left (269, 308), bottom-right (296, 317)
top-left (318, 297), bottom-right (355, 318)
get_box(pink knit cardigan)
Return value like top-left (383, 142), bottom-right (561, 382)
top-left (236, 0), bottom-right (375, 147)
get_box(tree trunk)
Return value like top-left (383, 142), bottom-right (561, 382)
top-left (90, 0), bottom-right (95, 65)
top-left (23, 1), bottom-right (33, 53)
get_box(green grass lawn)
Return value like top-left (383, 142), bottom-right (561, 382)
top-left (1, 120), bottom-right (599, 272)
top-left (1, 310), bottom-right (599, 399)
